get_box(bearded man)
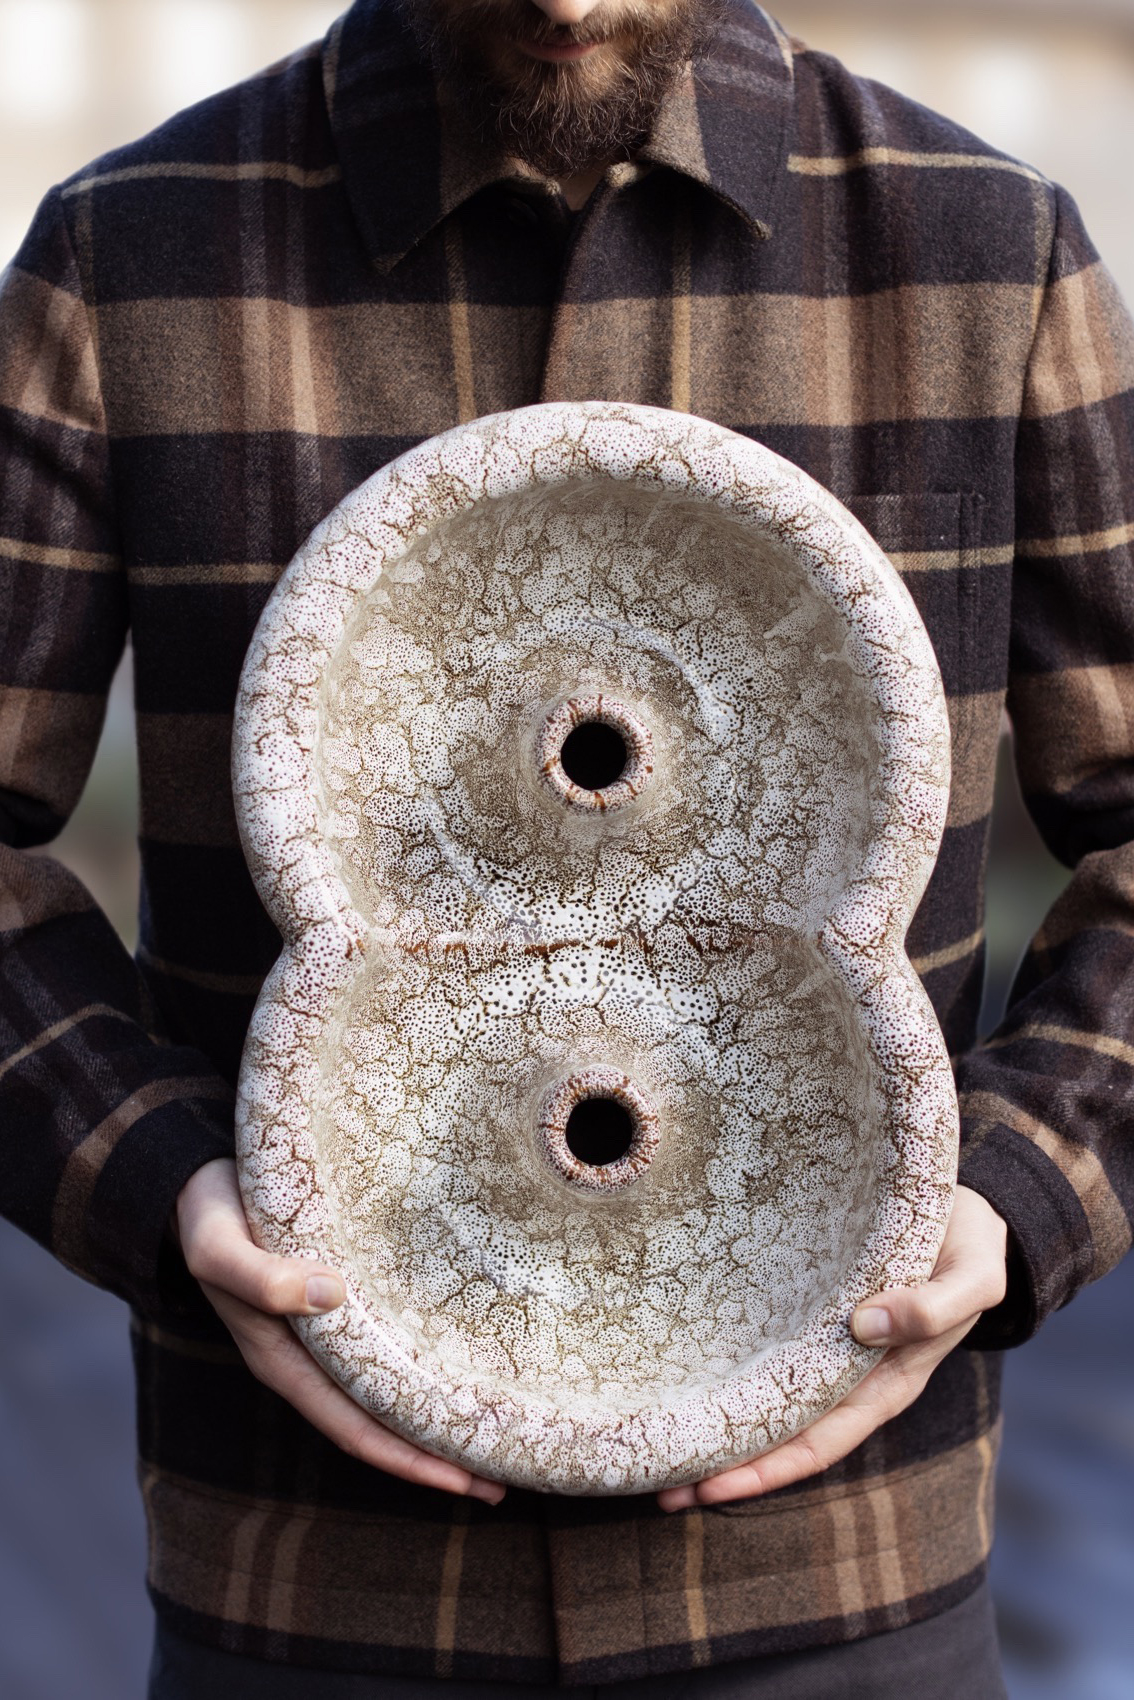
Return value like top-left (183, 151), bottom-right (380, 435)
top-left (2, 1), bottom-right (1132, 1696)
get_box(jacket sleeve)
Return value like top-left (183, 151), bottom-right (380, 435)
top-left (0, 188), bottom-right (234, 1314)
top-left (956, 184), bottom-right (1134, 1345)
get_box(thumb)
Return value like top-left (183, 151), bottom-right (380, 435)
top-left (178, 1157), bottom-right (346, 1317)
top-left (851, 1188), bottom-right (1008, 1348)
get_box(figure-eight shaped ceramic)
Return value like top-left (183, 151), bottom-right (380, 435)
top-left (233, 401), bottom-right (957, 1495)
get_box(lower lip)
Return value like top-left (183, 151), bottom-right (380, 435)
top-left (518, 40), bottom-right (602, 64)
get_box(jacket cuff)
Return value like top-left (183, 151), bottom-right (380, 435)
top-left (956, 1118), bottom-right (1093, 1348)
top-left (80, 1082), bottom-right (235, 1318)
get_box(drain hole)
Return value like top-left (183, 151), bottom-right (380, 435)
top-left (565, 1096), bottom-right (635, 1166)
top-left (559, 721), bottom-right (628, 791)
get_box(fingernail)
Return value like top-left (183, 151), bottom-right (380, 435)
top-left (305, 1275), bottom-right (345, 1312)
top-left (469, 1480), bottom-right (506, 1505)
top-left (853, 1306), bottom-right (891, 1345)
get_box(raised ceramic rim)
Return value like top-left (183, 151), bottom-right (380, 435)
top-left (537, 1065), bottom-right (662, 1193)
top-left (233, 401), bottom-right (958, 1495)
top-left (536, 693), bottom-right (655, 813)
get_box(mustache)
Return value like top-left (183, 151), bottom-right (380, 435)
top-left (518, 12), bottom-right (642, 49)
top-left (432, 1), bottom-right (659, 52)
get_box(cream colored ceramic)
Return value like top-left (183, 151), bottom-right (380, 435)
top-left (233, 402), bottom-right (957, 1495)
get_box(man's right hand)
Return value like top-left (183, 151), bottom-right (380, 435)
top-left (175, 1157), bottom-right (506, 1505)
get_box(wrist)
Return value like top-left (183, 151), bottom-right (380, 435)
top-left (173, 1155), bottom-right (237, 1249)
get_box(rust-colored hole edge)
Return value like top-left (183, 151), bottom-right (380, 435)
top-left (536, 694), bottom-right (654, 813)
top-left (537, 1066), bottom-right (660, 1193)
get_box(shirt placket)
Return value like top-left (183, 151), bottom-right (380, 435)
top-left (538, 170), bottom-right (698, 415)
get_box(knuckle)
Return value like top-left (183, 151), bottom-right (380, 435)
top-left (790, 1434), bottom-right (826, 1481)
top-left (906, 1290), bottom-right (944, 1338)
top-left (239, 1310), bottom-right (290, 1361)
top-left (237, 1343), bottom-right (275, 1389)
top-left (185, 1220), bottom-right (240, 1285)
top-left (888, 1356), bottom-right (925, 1402)
top-left (257, 1315), bottom-right (293, 1351)
top-left (976, 1264), bottom-right (1008, 1311)
top-left (338, 1419), bottom-right (378, 1464)
top-left (881, 1348), bottom-right (935, 1410)
top-left (241, 1327), bottom-right (301, 1392)
top-left (258, 1264), bottom-right (300, 1314)
top-left (181, 1230), bottom-right (218, 1283)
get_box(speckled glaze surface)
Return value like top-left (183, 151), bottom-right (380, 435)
top-left (233, 402), bottom-right (957, 1495)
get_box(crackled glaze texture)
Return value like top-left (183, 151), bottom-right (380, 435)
top-left (233, 402), bottom-right (957, 1495)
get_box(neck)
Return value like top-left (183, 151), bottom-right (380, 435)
top-left (559, 162), bottom-right (609, 210)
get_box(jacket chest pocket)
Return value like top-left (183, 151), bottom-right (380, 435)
top-left (843, 493), bottom-right (998, 698)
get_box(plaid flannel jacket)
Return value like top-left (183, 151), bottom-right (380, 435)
top-left (2, 0), bottom-right (1133, 1682)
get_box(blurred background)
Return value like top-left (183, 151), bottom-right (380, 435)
top-left (0, 1), bottom-right (1132, 1695)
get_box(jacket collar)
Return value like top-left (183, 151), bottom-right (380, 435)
top-left (323, 0), bottom-right (795, 272)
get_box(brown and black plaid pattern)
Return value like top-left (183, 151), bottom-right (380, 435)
top-left (2, 0), bottom-right (1132, 1682)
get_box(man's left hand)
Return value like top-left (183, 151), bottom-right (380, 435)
top-left (657, 1184), bottom-right (1008, 1511)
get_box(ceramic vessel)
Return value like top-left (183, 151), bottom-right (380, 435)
top-left (233, 401), bottom-right (957, 1495)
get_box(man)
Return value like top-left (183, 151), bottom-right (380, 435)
top-left (1, 1), bottom-right (1131, 1695)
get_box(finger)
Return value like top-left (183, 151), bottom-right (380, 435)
top-left (203, 1285), bottom-right (506, 1505)
top-left (658, 1483), bottom-right (699, 1511)
top-left (181, 1162), bottom-right (346, 1316)
top-left (852, 1187), bottom-right (1008, 1348)
top-left (660, 1323), bottom-right (971, 1509)
top-left (852, 1285), bottom-right (982, 1349)
top-left (193, 1229), bottom-right (346, 1316)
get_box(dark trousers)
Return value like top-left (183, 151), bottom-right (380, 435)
top-left (148, 1581), bottom-right (1007, 1699)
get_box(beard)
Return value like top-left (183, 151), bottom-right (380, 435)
top-left (406, 0), bottom-right (724, 177)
